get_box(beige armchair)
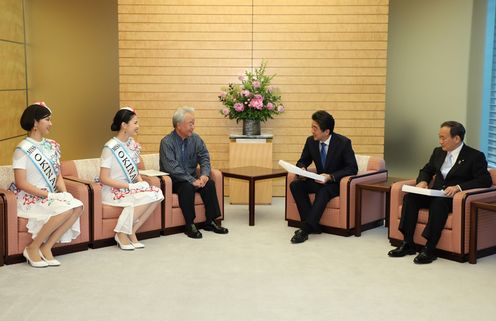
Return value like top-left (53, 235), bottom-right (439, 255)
top-left (61, 158), bottom-right (162, 248)
top-left (388, 169), bottom-right (496, 262)
top-left (0, 165), bottom-right (90, 264)
top-left (285, 155), bottom-right (387, 235)
top-left (140, 153), bottom-right (224, 234)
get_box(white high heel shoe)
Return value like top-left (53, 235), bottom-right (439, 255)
top-left (128, 234), bottom-right (145, 249)
top-left (39, 250), bottom-right (61, 266)
top-left (131, 242), bottom-right (145, 249)
top-left (23, 248), bottom-right (48, 268)
top-left (114, 234), bottom-right (135, 251)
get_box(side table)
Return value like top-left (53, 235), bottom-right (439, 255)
top-left (469, 201), bottom-right (496, 264)
top-left (221, 166), bottom-right (287, 226)
top-left (355, 177), bottom-right (405, 237)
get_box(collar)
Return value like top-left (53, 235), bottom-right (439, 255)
top-left (321, 134), bottom-right (332, 146)
top-left (448, 142), bottom-right (464, 162)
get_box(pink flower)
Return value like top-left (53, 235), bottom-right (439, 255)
top-left (219, 91), bottom-right (227, 98)
top-left (277, 105), bottom-right (285, 113)
top-left (239, 75), bottom-right (246, 82)
top-left (222, 108), bottom-right (229, 115)
top-left (249, 94), bottom-right (264, 110)
top-left (252, 80), bottom-right (261, 88)
top-left (234, 103), bottom-right (244, 112)
top-left (267, 85), bottom-right (273, 93)
top-left (266, 103), bottom-right (274, 110)
top-left (241, 90), bottom-right (251, 97)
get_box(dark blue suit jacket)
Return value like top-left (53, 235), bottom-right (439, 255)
top-left (416, 144), bottom-right (492, 191)
top-left (296, 133), bottom-right (358, 183)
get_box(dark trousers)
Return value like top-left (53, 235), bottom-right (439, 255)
top-left (399, 193), bottom-right (453, 251)
top-left (172, 180), bottom-right (221, 225)
top-left (290, 178), bottom-right (340, 233)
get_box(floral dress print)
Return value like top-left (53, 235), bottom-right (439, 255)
top-left (100, 137), bottom-right (163, 234)
top-left (11, 137), bottom-right (82, 242)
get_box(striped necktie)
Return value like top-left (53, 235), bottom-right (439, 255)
top-left (320, 142), bottom-right (327, 166)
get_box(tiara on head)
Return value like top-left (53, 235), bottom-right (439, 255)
top-left (33, 101), bottom-right (52, 113)
top-left (120, 106), bottom-right (136, 113)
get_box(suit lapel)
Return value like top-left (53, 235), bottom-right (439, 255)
top-left (446, 145), bottom-right (467, 178)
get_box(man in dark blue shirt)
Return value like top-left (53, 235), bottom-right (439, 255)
top-left (160, 107), bottom-right (228, 239)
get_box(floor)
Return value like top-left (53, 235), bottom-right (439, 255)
top-left (1, 197), bottom-right (495, 321)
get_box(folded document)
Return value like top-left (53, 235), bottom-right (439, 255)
top-left (401, 184), bottom-right (449, 198)
top-left (139, 169), bottom-right (169, 177)
top-left (278, 160), bottom-right (326, 183)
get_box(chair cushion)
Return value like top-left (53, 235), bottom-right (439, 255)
top-left (18, 218), bottom-right (28, 232)
top-left (141, 153), bottom-right (160, 171)
top-left (102, 205), bottom-right (123, 219)
top-left (309, 194), bottom-right (340, 209)
top-left (0, 165), bottom-right (14, 190)
top-left (172, 193), bottom-right (204, 208)
top-left (355, 154), bottom-right (371, 172)
top-left (417, 208), bottom-right (453, 229)
top-left (73, 158), bottom-right (101, 182)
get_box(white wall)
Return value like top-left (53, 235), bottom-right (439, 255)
top-left (385, 0), bottom-right (486, 177)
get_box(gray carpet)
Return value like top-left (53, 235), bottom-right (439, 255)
top-left (0, 197), bottom-right (495, 321)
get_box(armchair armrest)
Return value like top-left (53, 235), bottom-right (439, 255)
top-left (63, 176), bottom-right (103, 240)
top-left (390, 179), bottom-right (416, 211)
top-left (210, 169), bottom-right (223, 216)
top-left (0, 188), bottom-right (19, 255)
top-left (161, 175), bottom-right (173, 227)
top-left (450, 187), bottom-right (496, 253)
top-left (338, 169), bottom-right (388, 228)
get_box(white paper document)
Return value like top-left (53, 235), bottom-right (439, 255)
top-left (139, 169), bottom-right (169, 177)
top-left (401, 184), bottom-right (449, 198)
top-left (278, 160), bottom-right (326, 183)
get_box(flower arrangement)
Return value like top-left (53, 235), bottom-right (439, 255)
top-left (219, 61), bottom-right (284, 122)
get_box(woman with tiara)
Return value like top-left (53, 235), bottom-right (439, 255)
top-left (12, 102), bottom-right (83, 267)
top-left (99, 107), bottom-right (163, 250)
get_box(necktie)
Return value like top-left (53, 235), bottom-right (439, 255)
top-left (181, 141), bottom-right (187, 167)
top-left (320, 142), bottom-right (327, 166)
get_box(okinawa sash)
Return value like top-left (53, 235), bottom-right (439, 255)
top-left (105, 138), bottom-right (139, 184)
top-left (17, 139), bottom-right (58, 192)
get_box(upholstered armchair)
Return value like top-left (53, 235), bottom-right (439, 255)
top-left (0, 165), bottom-right (90, 264)
top-left (389, 170), bottom-right (496, 262)
top-left (60, 158), bottom-right (162, 248)
top-left (285, 155), bottom-right (387, 236)
top-left (140, 153), bottom-right (224, 234)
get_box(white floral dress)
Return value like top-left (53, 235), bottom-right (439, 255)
top-left (100, 137), bottom-right (163, 234)
top-left (11, 137), bottom-right (82, 243)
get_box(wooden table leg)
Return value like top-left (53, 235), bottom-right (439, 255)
top-left (469, 205), bottom-right (478, 264)
top-left (249, 178), bottom-right (255, 226)
top-left (355, 186), bottom-right (362, 237)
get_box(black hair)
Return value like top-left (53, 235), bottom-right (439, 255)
top-left (312, 110), bottom-right (335, 134)
top-left (20, 104), bottom-right (52, 131)
top-left (111, 109), bottom-right (136, 131)
top-left (441, 121), bottom-right (465, 141)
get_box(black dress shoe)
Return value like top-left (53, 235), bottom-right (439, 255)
top-left (185, 224), bottom-right (202, 239)
top-left (388, 242), bottom-right (416, 257)
top-left (203, 221), bottom-right (229, 234)
top-left (413, 249), bottom-right (437, 264)
top-left (290, 229), bottom-right (308, 244)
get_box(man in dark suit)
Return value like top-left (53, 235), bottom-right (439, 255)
top-left (388, 121), bottom-right (492, 264)
top-left (290, 110), bottom-right (358, 244)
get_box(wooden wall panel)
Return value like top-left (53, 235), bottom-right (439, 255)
top-left (0, 0), bottom-right (27, 166)
top-left (0, 0), bottom-right (24, 42)
top-left (0, 41), bottom-right (26, 89)
top-left (118, 0), bottom-right (388, 196)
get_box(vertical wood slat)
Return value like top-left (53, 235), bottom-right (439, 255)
top-left (0, 0), bottom-right (27, 166)
top-left (118, 0), bottom-right (388, 196)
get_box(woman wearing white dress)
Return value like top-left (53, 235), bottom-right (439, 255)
top-left (99, 107), bottom-right (163, 250)
top-left (12, 102), bottom-right (83, 268)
